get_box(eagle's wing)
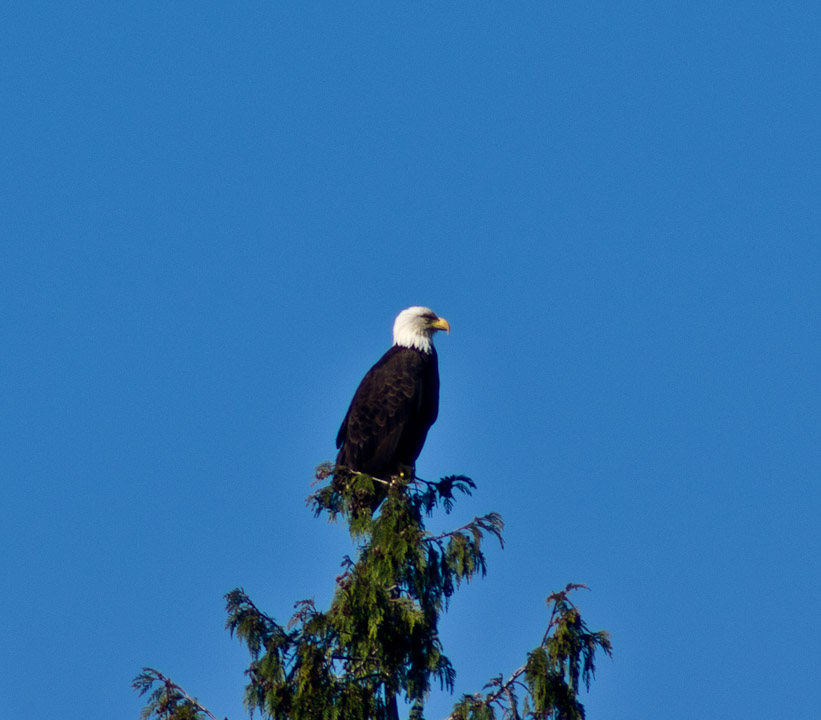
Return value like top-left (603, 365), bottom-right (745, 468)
top-left (336, 348), bottom-right (430, 477)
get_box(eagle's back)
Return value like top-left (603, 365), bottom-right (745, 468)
top-left (336, 345), bottom-right (439, 478)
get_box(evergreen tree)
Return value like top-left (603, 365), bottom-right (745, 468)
top-left (134, 466), bottom-right (611, 719)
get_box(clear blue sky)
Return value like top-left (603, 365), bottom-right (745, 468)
top-left (2, 3), bottom-right (819, 719)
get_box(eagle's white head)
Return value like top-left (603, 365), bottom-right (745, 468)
top-left (392, 306), bottom-right (450, 354)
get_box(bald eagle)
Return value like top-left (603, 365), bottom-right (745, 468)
top-left (335, 307), bottom-right (450, 504)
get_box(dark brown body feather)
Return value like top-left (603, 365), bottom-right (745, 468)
top-left (336, 345), bottom-right (439, 479)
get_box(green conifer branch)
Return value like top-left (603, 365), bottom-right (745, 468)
top-left (448, 585), bottom-right (612, 720)
top-left (132, 668), bottom-right (222, 720)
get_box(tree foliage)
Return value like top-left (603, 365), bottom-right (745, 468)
top-left (133, 668), bottom-right (220, 720)
top-left (135, 466), bottom-right (611, 720)
top-left (448, 585), bottom-right (611, 720)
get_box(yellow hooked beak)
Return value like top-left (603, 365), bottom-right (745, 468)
top-left (431, 316), bottom-right (450, 334)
